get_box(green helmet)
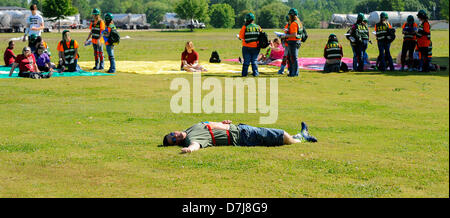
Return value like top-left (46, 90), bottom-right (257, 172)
top-left (328, 34), bottom-right (338, 42)
top-left (288, 8), bottom-right (298, 16)
top-left (407, 15), bottom-right (415, 24)
top-left (30, 33), bottom-right (37, 40)
top-left (104, 13), bottom-right (113, 21)
top-left (380, 12), bottom-right (388, 19)
top-left (417, 10), bottom-right (427, 19)
top-left (245, 13), bottom-right (255, 22)
top-left (357, 13), bottom-right (365, 22)
top-left (92, 8), bottom-right (100, 15)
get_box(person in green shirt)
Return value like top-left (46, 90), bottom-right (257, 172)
top-left (163, 120), bottom-right (317, 153)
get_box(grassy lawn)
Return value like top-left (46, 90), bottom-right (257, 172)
top-left (0, 29), bottom-right (448, 197)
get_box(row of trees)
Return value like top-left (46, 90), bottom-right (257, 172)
top-left (1, 0), bottom-right (448, 29)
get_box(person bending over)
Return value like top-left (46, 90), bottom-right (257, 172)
top-left (9, 47), bottom-right (52, 79)
top-left (323, 34), bottom-right (343, 73)
top-left (163, 120), bottom-right (317, 153)
top-left (181, 41), bottom-right (207, 72)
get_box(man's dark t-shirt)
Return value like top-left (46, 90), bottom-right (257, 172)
top-left (183, 122), bottom-right (240, 148)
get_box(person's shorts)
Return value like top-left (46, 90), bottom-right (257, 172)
top-left (237, 124), bottom-right (285, 147)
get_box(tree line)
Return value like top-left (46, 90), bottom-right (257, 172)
top-left (1, 0), bottom-right (448, 29)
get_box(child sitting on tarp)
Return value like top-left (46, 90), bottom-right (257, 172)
top-left (257, 38), bottom-right (284, 65)
top-left (323, 34), bottom-right (344, 73)
top-left (4, 41), bottom-right (16, 67)
top-left (34, 45), bottom-right (55, 72)
top-left (181, 41), bottom-right (207, 72)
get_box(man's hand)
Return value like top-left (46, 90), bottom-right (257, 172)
top-left (181, 147), bottom-right (192, 153)
top-left (222, 120), bottom-right (232, 124)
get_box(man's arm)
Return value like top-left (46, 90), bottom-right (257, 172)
top-left (181, 142), bottom-right (201, 153)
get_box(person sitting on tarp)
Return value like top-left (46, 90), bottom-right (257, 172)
top-left (34, 45), bottom-right (55, 73)
top-left (257, 38), bottom-right (285, 65)
top-left (34, 36), bottom-right (52, 59)
top-left (4, 41), bottom-right (16, 67)
top-left (323, 34), bottom-right (344, 73)
top-left (9, 46), bottom-right (52, 79)
top-left (181, 41), bottom-right (207, 72)
top-left (162, 120), bottom-right (317, 154)
top-left (57, 30), bottom-right (81, 72)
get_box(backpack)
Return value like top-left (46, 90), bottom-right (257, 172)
top-left (258, 32), bottom-right (270, 49)
top-left (108, 27), bottom-right (120, 45)
top-left (209, 51), bottom-right (221, 63)
top-left (387, 28), bottom-right (396, 43)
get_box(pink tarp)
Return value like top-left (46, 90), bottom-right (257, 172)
top-left (224, 58), bottom-right (401, 71)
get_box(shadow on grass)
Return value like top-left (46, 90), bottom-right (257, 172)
top-left (345, 57), bottom-right (449, 77)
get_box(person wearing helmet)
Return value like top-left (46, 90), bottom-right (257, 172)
top-left (349, 13), bottom-right (369, 72)
top-left (323, 34), bottom-right (344, 73)
top-left (85, 8), bottom-right (106, 70)
top-left (278, 15), bottom-right (290, 75)
top-left (400, 15), bottom-right (418, 71)
top-left (416, 10), bottom-right (431, 72)
top-left (281, 8), bottom-right (306, 77)
top-left (103, 13), bottom-right (116, 73)
top-left (238, 13), bottom-right (262, 77)
top-left (375, 12), bottom-right (395, 71)
top-left (57, 30), bottom-right (80, 72)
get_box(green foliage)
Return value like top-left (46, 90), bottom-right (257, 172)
top-left (440, 0), bottom-right (449, 20)
top-left (0, 0), bottom-right (29, 7)
top-left (72, 0), bottom-right (90, 20)
top-left (256, 2), bottom-right (290, 28)
top-left (235, 9), bottom-right (253, 28)
top-left (209, 3), bottom-right (235, 28)
top-left (100, 0), bottom-right (124, 14)
top-left (42, 0), bottom-right (77, 21)
top-left (145, 1), bottom-right (172, 28)
top-left (175, 0), bottom-right (210, 27)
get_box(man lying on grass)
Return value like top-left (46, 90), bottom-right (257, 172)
top-left (163, 121), bottom-right (317, 153)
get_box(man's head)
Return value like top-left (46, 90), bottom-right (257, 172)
top-left (380, 12), bottom-right (388, 21)
top-left (37, 45), bottom-right (45, 55)
top-left (163, 131), bottom-right (186, 146)
top-left (417, 10), bottom-right (428, 20)
top-left (407, 15), bottom-right (415, 24)
top-left (328, 34), bottom-right (338, 42)
top-left (245, 13), bottom-right (255, 22)
top-left (8, 41), bottom-right (14, 49)
top-left (104, 13), bottom-right (114, 23)
top-left (30, 4), bottom-right (37, 14)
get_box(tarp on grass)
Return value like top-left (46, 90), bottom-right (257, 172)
top-left (0, 66), bottom-right (113, 79)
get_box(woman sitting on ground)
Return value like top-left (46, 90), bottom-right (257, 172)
top-left (257, 38), bottom-right (285, 65)
top-left (9, 46), bottom-right (52, 79)
top-left (34, 45), bottom-right (55, 72)
top-left (181, 41), bottom-right (207, 72)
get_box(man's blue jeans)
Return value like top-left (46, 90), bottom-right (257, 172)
top-left (355, 40), bottom-right (368, 71)
top-left (106, 45), bottom-right (116, 72)
top-left (377, 41), bottom-right (394, 71)
top-left (242, 46), bottom-right (260, 77)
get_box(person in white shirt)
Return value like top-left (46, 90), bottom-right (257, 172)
top-left (22, 4), bottom-right (44, 42)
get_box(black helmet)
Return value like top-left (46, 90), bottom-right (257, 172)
top-left (328, 34), bottom-right (338, 42)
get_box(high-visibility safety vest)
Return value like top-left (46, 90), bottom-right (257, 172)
top-left (91, 20), bottom-right (103, 40)
top-left (402, 22), bottom-right (417, 40)
top-left (375, 21), bottom-right (391, 41)
top-left (205, 124), bottom-right (232, 146)
top-left (417, 21), bottom-right (431, 40)
top-left (325, 41), bottom-right (342, 59)
top-left (355, 23), bottom-right (369, 40)
top-left (244, 23), bottom-right (261, 43)
top-left (61, 40), bottom-right (76, 65)
top-left (288, 20), bottom-right (304, 41)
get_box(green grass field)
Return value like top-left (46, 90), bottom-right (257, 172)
top-left (0, 29), bottom-right (448, 197)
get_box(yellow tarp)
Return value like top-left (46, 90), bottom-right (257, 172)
top-left (78, 61), bottom-right (279, 75)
